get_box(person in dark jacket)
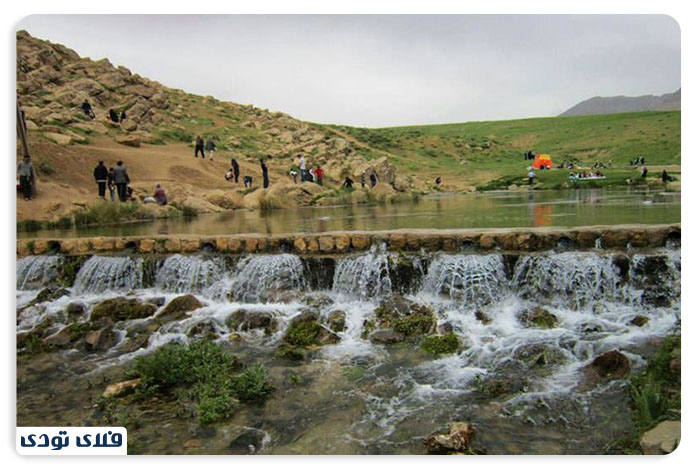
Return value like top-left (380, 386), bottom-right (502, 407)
top-left (82, 100), bottom-right (94, 119)
top-left (342, 176), bottom-right (354, 189)
top-left (261, 158), bottom-right (270, 188)
top-left (195, 135), bottom-right (205, 159)
top-left (205, 137), bottom-right (217, 161)
top-left (120, 110), bottom-right (127, 122)
top-left (369, 172), bottom-right (377, 188)
top-left (93, 161), bottom-right (109, 199)
top-left (641, 166), bottom-right (648, 179)
top-left (231, 158), bottom-right (240, 184)
top-left (17, 155), bottom-right (37, 200)
top-left (113, 160), bottom-right (130, 202)
top-left (109, 108), bottom-right (119, 123)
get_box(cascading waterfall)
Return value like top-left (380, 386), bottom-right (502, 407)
top-left (512, 252), bottom-right (624, 309)
top-left (420, 254), bottom-right (507, 306)
top-left (228, 254), bottom-right (306, 302)
top-left (332, 246), bottom-right (392, 299)
top-left (73, 256), bottom-right (143, 294)
top-left (16, 255), bottom-right (62, 290)
top-left (155, 254), bottom-right (226, 293)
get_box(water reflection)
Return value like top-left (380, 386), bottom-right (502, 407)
top-left (20, 187), bottom-right (680, 239)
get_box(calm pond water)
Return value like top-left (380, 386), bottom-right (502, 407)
top-left (21, 187), bottom-right (680, 239)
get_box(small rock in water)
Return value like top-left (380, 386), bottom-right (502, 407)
top-left (518, 306), bottom-right (558, 329)
top-left (103, 378), bottom-right (142, 398)
top-left (85, 325), bottom-right (117, 351)
top-left (590, 350), bottom-right (630, 379)
top-left (327, 310), bottom-right (346, 333)
top-left (369, 328), bottom-right (405, 345)
top-left (66, 302), bottom-right (86, 317)
top-left (629, 315), bottom-right (650, 327)
top-left (424, 421), bottom-right (478, 454)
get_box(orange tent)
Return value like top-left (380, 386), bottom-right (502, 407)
top-left (532, 153), bottom-right (553, 170)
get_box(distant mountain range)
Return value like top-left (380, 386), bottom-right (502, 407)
top-left (560, 89), bottom-right (680, 116)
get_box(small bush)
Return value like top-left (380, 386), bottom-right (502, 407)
top-left (283, 321), bottom-right (321, 347)
top-left (37, 160), bottom-right (55, 175)
top-left (231, 364), bottom-right (274, 402)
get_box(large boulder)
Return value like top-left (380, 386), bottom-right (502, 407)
top-left (90, 297), bottom-right (157, 322)
top-left (640, 420), bottom-right (680, 454)
top-left (226, 309), bottom-right (277, 334)
top-left (353, 156), bottom-right (396, 184)
top-left (203, 190), bottom-right (243, 210)
top-left (115, 134), bottom-right (140, 147)
top-left (156, 294), bottom-right (204, 323)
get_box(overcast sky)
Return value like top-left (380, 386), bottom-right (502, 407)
top-left (17, 15), bottom-right (680, 127)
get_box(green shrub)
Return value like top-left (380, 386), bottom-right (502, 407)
top-left (37, 160), bottom-right (55, 175)
top-left (422, 333), bottom-right (460, 355)
top-left (231, 364), bottom-right (274, 402)
top-left (18, 220), bottom-right (42, 232)
top-left (283, 321), bottom-right (321, 347)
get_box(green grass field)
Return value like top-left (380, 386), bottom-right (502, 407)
top-left (332, 111), bottom-right (681, 190)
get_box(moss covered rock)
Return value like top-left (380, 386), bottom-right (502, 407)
top-left (156, 294), bottom-right (204, 323)
top-left (90, 297), bottom-right (157, 322)
top-left (422, 333), bottom-right (460, 355)
top-left (518, 306), bottom-right (559, 329)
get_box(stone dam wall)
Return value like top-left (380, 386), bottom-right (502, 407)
top-left (16, 224), bottom-right (680, 258)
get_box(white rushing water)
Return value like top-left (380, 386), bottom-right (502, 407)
top-left (228, 254), bottom-right (307, 302)
top-left (72, 256), bottom-right (144, 294)
top-left (332, 245), bottom-right (393, 300)
top-left (16, 255), bottom-right (62, 290)
top-left (155, 254), bottom-right (227, 293)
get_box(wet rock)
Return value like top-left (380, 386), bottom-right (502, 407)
top-left (374, 295), bottom-right (436, 337)
top-left (42, 327), bottom-right (75, 347)
top-left (227, 428), bottom-right (266, 455)
top-left (629, 315), bottom-right (650, 327)
top-left (301, 293), bottom-right (334, 309)
top-left (103, 378), bottom-right (142, 398)
top-left (369, 328), bottom-right (405, 344)
top-left (475, 310), bottom-right (492, 325)
top-left (85, 325), bottom-right (117, 351)
top-left (577, 321), bottom-right (604, 334)
top-left (31, 287), bottom-right (70, 305)
top-left (155, 294), bottom-right (203, 323)
top-left (437, 321), bottom-right (454, 334)
top-left (478, 375), bottom-right (527, 398)
top-left (327, 310), bottom-right (346, 333)
top-left (424, 421), bottom-right (478, 454)
top-left (187, 320), bottom-right (219, 339)
top-left (513, 343), bottom-right (566, 369)
top-left (612, 254), bottom-right (630, 281)
top-left (422, 333), bottom-right (460, 355)
top-left (120, 333), bottom-right (151, 353)
top-left (587, 350), bottom-right (630, 380)
top-left (145, 296), bottom-right (165, 307)
top-left (90, 297), bottom-right (157, 322)
top-left (283, 311), bottom-right (323, 346)
top-left (518, 307), bottom-right (558, 329)
top-left (226, 310), bottom-right (277, 334)
top-left (640, 420), bottom-right (680, 454)
top-left (66, 301), bottom-right (86, 317)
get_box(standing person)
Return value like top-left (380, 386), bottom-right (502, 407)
top-left (17, 155), bottom-right (37, 201)
top-left (109, 108), bottom-right (119, 123)
top-left (81, 99), bottom-right (94, 119)
top-left (113, 160), bottom-right (130, 202)
top-left (261, 158), bottom-right (270, 189)
top-left (195, 135), bottom-right (205, 159)
top-left (641, 166), bottom-right (648, 179)
top-left (289, 168), bottom-right (298, 184)
top-left (361, 172), bottom-right (366, 188)
top-left (528, 169), bottom-right (536, 185)
top-left (299, 155), bottom-right (307, 182)
top-left (231, 158), bottom-right (240, 184)
top-left (107, 167), bottom-right (116, 201)
top-left (93, 161), bottom-right (109, 199)
top-left (314, 165), bottom-right (324, 186)
top-left (205, 137), bottom-right (217, 161)
top-left (154, 184), bottom-right (168, 205)
top-left (120, 110), bottom-right (127, 122)
top-left (369, 172), bottom-right (377, 188)
top-left (342, 176), bottom-right (354, 189)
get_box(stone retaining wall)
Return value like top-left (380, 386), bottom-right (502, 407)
top-left (16, 224), bottom-right (680, 258)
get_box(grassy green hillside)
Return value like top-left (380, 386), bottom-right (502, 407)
top-left (332, 111), bottom-right (681, 190)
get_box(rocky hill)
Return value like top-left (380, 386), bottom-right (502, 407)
top-left (16, 30), bottom-right (417, 222)
top-left (560, 89), bottom-right (681, 116)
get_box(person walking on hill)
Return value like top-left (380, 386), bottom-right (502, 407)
top-left (93, 161), bottom-right (109, 199)
top-left (314, 166), bottom-right (324, 186)
top-left (231, 158), bottom-right (240, 184)
top-left (195, 135), bottom-right (205, 159)
top-left (205, 137), bottom-right (217, 161)
top-left (81, 99), bottom-right (95, 119)
top-left (113, 160), bottom-right (130, 202)
top-left (17, 155), bottom-right (37, 201)
top-left (107, 167), bottom-right (116, 201)
top-left (261, 158), bottom-right (270, 188)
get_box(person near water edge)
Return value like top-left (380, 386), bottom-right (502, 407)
top-left (93, 161), bottom-right (109, 199)
top-left (17, 155), bottom-right (37, 201)
top-left (113, 160), bottom-right (130, 202)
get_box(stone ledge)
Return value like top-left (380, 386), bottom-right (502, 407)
top-left (16, 223), bottom-right (680, 258)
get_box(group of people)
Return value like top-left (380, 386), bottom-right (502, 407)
top-left (569, 170), bottom-right (606, 180)
top-left (630, 156), bottom-right (646, 166)
top-left (92, 160), bottom-right (167, 205)
top-left (194, 135), bottom-right (218, 160)
top-left (225, 157), bottom-right (270, 189)
top-left (108, 108), bottom-right (126, 123)
top-left (81, 99), bottom-right (127, 124)
top-left (523, 150), bottom-right (536, 161)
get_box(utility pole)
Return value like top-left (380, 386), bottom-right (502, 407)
top-left (17, 102), bottom-right (30, 158)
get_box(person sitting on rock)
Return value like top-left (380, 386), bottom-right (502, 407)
top-left (82, 99), bottom-right (94, 119)
top-left (195, 135), bottom-right (205, 159)
top-left (154, 183), bottom-right (168, 205)
top-left (342, 176), bottom-right (354, 189)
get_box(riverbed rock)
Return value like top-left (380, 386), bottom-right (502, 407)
top-left (629, 315), bottom-right (650, 327)
top-left (85, 325), bottom-right (117, 351)
top-left (226, 310), bottom-right (277, 334)
top-left (424, 421), bottom-right (478, 454)
top-left (156, 294), bottom-right (204, 323)
top-left (103, 378), bottom-right (142, 398)
top-left (91, 297), bottom-right (157, 322)
top-left (518, 306), bottom-right (559, 329)
top-left (31, 287), bottom-right (70, 306)
top-left (227, 428), bottom-right (266, 455)
top-left (327, 310), bottom-right (346, 333)
top-left (640, 420), bottom-right (680, 454)
top-left (42, 326), bottom-right (75, 348)
top-left (585, 350), bottom-right (630, 381)
top-left (373, 295), bottom-right (436, 337)
top-left (187, 319), bottom-right (219, 340)
top-left (368, 328), bottom-right (405, 344)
